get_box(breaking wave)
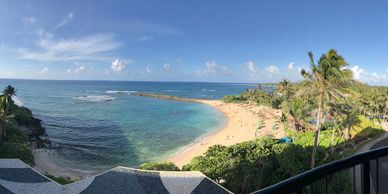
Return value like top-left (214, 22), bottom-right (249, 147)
top-left (201, 89), bottom-right (216, 92)
top-left (73, 95), bottom-right (117, 102)
top-left (12, 96), bottom-right (24, 106)
top-left (104, 90), bottom-right (137, 94)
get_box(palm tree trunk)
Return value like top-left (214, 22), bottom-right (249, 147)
top-left (311, 94), bottom-right (323, 169)
top-left (331, 118), bottom-right (337, 153)
top-left (345, 112), bottom-right (350, 140)
top-left (0, 123), bottom-right (3, 144)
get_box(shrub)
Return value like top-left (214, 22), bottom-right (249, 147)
top-left (140, 161), bottom-right (180, 171)
top-left (222, 95), bottom-right (246, 103)
top-left (182, 137), bottom-right (334, 193)
top-left (13, 105), bottom-right (33, 125)
top-left (45, 174), bottom-right (75, 185)
top-left (0, 143), bottom-right (34, 165)
top-left (350, 115), bottom-right (383, 139)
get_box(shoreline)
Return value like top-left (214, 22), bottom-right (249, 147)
top-left (31, 95), bottom-right (286, 178)
top-left (168, 99), bottom-right (286, 168)
top-left (32, 149), bottom-right (98, 179)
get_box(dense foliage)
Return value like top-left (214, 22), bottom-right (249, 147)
top-left (45, 174), bottom-right (75, 185)
top-left (0, 85), bottom-right (47, 165)
top-left (182, 137), bottom-right (351, 194)
top-left (140, 161), bottom-right (180, 171)
top-left (223, 49), bottom-right (387, 168)
top-left (176, 49), bottom-right (386, 193)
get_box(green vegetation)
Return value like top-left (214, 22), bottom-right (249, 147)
top-left (182, 137), bottom-right (354, 194)
top-left (0, 85), bottom-right (48, 165)
top-left (141, 49), bottom-right (387, 193)
top-left (223, 49), bottom-right (387, 168)
top-left (140, 161), bottom-right (180, 171)
top-left (45, 174), bottom-right (75, 185)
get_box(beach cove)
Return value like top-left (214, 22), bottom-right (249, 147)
top-left (31, 93), bottom-right (285, 178)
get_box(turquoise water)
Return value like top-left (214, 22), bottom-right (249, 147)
top-left (0, 79), bottom-right (257, 171)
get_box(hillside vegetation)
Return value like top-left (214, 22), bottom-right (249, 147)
top-left (0, 85), bottom-right (49, 165)
top-left (141, 49), bottom-right (387, 193)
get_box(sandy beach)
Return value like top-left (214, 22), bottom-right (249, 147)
top-left (32, 98), bottom-right (285, 177)
top-left (33, 149), bottom-right (97, 179)
top-left (168, 100), bottom-right (286, 167)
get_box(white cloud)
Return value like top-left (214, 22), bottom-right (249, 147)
top-left (266, 65), bottom-right (280, 75)
top-left (111, 59), bottom-right (125, 73)
top-left (40, 67), bottom-right (48, 74)
top-left (22, 16), bottom-right (36, 23)
top-left (162, 63), bottom-right (170, 71)
top-left (75, 65), bottom-right (86, 74)
top-left (0, 70), bottom-right (16, 78)
top-left (350, 66), bottom-right (365, 80)
top-left (244, 61), bottom-right (258, 73)
top-left (348, 65), bottom-right (388, 85)
top-left (145, 66), bottom-right (151, 73)
top-left (19, 33), bottom-right (120, 62)
top-left (243, 61), bottom-right (260, 81)
top-left (288, 62), bottom-right (295, 70)
top-left (365, 72), bottom-right (387, 83)
top-left (54, 12), bottom-right (74, 30)
top-left (65, 65), bottom-right (85, 74)
top-left (196, 61), bottom-right (231, 77)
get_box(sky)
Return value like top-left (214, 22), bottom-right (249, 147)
top-left (0, 0), bottom-right (388, 85)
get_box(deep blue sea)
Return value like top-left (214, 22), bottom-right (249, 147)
top-left (0, 79), bottom-right (257, 171)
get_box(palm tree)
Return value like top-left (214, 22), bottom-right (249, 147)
top-left (301, 49), bottom-right (352, 169)
top-left (276, 79), bottom-right (293, 99)
top-left (0, 95), bottom-right (12, 144)
top-left (2, 85), bottom-right (16, 113)
top-left (0, 85), bottom-right (16, 144)
top-left (383, 89), bottom-right (388, 127)
top-left (3, 85), bottom-right (15, 95)
top-left (288, 98), bottom-right (310, 131)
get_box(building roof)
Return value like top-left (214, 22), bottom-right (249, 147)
top-left (0, 159), bottom-right (232, 194)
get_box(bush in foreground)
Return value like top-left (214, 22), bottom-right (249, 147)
top-left (45, 174), bottom-right (75, 185)
top-left (0, 143), bottom-right (34, 165)
top-left (182, 136), bottom-right (349, 194)
top-left (140, 161), bottom-right (180, 171)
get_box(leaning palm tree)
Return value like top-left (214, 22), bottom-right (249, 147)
top-left (301, 49), bottom-right (352, 169)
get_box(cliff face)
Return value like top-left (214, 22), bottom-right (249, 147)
top-left (12, 104), bottom-right (51, 148)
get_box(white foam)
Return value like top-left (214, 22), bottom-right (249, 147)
top-left (201, 89), bottom-right (216, 92)
top-left (162, 89), bottom-right (185, 92)
top-left (104, 90), bottom-right (137, 94)
top-left (12, 96), bottom-right (24, 106)
top-left (73, 95), bottom-right (117, 102)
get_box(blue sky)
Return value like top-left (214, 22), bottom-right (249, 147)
top-left (0, 0), bottom-right (388, 85)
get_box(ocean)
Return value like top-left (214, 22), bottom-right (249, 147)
top-left (0, 79), bottom-right (257, 171)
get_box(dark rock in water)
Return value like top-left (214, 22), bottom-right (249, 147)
top-left (14, 105), bottom-right (51, 149)
top-left (31, 118), bottom-right (46, 137)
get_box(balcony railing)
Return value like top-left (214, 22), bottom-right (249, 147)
top-left (252, 145), bottom-right (388, 194)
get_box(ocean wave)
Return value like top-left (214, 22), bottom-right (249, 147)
top-left (85, 90), bottom-right (101, 93)
top-left (12, 96), bottom-right (24, 106)
top-left (73, 95), bottom-right (117, 102)
top-left (162, 89), bottom-right (185, 92)
top-left (104, 90), bottom-right (137, 94)
top-left (201, 89), bottom-right (216, 92)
